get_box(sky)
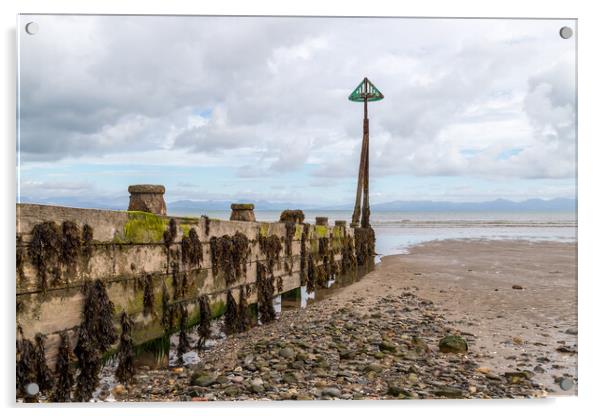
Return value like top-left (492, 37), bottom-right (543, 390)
top-left (17, 15), bottom-right (576, 207)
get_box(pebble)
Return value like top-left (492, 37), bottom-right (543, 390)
top-left (94, 291), bottom-right (547, 402)
top-left (321, 387), bottom-right (342, 398)
top-left (559, 378), bottom-right (574, 391)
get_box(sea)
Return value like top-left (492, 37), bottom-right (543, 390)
top-left (171, 210), bottom-right (577, 257)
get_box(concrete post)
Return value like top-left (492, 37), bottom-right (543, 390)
top-left (128, 185), bottom-right (167, 215)
top-left (230, 203), bottom-right (256, 222)
top-left (315, 217), bottom-right (329, 226)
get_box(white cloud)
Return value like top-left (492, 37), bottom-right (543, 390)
top-left (18, 16), bottom-right (576, 202)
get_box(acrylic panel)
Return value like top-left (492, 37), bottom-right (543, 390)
top-left (16, 15), bottom-right (577, 403)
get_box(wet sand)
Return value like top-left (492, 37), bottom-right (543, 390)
top-left (332, 239), bottom-right (578, 395)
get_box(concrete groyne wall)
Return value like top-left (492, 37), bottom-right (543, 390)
top-left (16, 202), bottom-right (369, 366)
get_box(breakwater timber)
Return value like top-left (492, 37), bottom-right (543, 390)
top-left (15, 185), bottom-right (375, 401)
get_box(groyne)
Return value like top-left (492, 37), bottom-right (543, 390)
top-left (16, 193), bottom-right (374, 371)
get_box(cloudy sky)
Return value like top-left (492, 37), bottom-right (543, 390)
top-left (17, 15), bottom-right (576, 207)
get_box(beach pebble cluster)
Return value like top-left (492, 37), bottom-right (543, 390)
top-left (106, 292), bottom-right (547, 401)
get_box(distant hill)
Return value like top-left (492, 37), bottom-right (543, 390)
top-left (18, 196), bottom-right (576, 213)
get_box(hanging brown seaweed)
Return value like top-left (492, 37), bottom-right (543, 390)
top-left (61, 221), bottom-right (81, 280)
top-left (73, 279), bottom-right (116, 401)
top-left (143, 273), bottom-right (154, 317)
top-left (171, 261), bottom-right (180, 299)
top-left (284, 221), bottom-right (295, 258)
top-left (16, 235), bottom-right (26, 284)
top-left (354, 227), bottom-right (376, 266)
top-left (224, 290), bottom-right (239, 335)
top-left (341, 235), bottom-right (357, 274)
top-left (196, 295), bottom-right (212, 350)
top-left (256, 263), bottom-right (276, 324)
top-left (258, 234), bottom-right (282, 277)
top-left (51, 331), bottom-right (74, 402)
top-left (238, 287), bottom-right (251, 332)
top-left (161, 279), bottom-right (174, 330)
top-left (201, 215), bottom-right (211, 236)
top-left (29, 221), bottom-right (61, 292)
top-left (16, 326), bottom-right (36, 395)
top-left (82, 224), bottom-right (94, 262)
top-left (176, 304), bottom-right (191, 365)
top-left (209, 232), bottom-right (250, 285)
top-left (74, 323), bottom-right (101, 402)
top-left (180, 272), bottom-right (190, 298)
top-left (181, 228), bottom-right (203, 267)
top-left (115, 312), bottom-right (135, 384)
top-left (299, 224), bottom-right (309, 286)
top-left (318, 237), bottom-right (329, 257)
top-left (90, 280), bottom-right (117, 351)
top-left (33, 333), bottom-right (53, 393)
top-left (163, 218), bottom-right (178, 248)
top-left (306, 253), bottom-right (316, 293)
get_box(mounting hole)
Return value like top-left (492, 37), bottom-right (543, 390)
top-left (559, 26), bottom-right (573, 39)
top-left (25, 22), bottom-right (39, 35)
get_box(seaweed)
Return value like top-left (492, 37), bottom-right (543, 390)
top-left (90, 280), bottom-right (117, 351)
top-left (318, 237), bottom-right (329, 257)
top-left (180, 272), bottom-right (190, 298)
top-left (51, 331), bottom-right (74, 402)
top-left (176, 304), bottom-right (191, 365)
top-left (73, 323), bottom-right (101, 402)
top-left (33, 333), bottom-right (53, 392)
top-left (238, 287), bottom-right (251, 332)
top-left (16, 235), bottom-right (25, 284)
top-left (223, 290), bottom-right (239, 335)
top-left (16, 327), bottom-right (36, 395)
top-left (161, 279), bottom-right (174, 330)
top-left (284, 221), bottom-right (295, 258)
top-left (171, 261), bottom-right (180, 299)
top-left (181, 228), bottom-right (203, 267)
top-left (28, 221), bottom-right (61, 292)
top-left (82, 224), bottom-right (94, 262)
top-left (61, 221), bottom-right (81, 280)
top-left (115, 312), bottom-right (135, 384)
top-left (143, 274), bottom-right (154, 317)
top-left (258, 234), bottom-right (282, 277)
top-left (306, 254), bottom-right (316, 293)
top-left (354, 227), bottom-right (376, 266)
top-left (299, 224), bottom-right (309, 286)
top-left (341, 235), bottom-right (357, 274)
top-left (196, 295), bottom-right (212, 350)
top-left (72, 278), bottom-right (117, 401)
top-left (279, 209), bottom-right (305, 224)
top-left (201, 215), bottom-right (211, 236)
top-left (209, 232), bottom-right (250, 285)
top-left (163, 218), bottom-right (178, 248)
top-left (256, 263), bottom-right (276, 324)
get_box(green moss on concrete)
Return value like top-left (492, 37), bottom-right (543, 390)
top-left (310, 238), bottom-right (318, 254)
top-left (315, 225), bottom-right (328, 238)
top-left (121, 211), bottom-right (168, 243)
top-left (211, 299), bottom-right (226, 318)
top-left (294, 224), bottom-right (303, 240)
top-left (180, 224), bottom-right (192, 237)
top-left (259, 223), bottom-right (270, 237)
top-left (332, 226), bottom-right (345, 239)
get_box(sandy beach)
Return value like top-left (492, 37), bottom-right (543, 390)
top-left (367, 239), bottom-right (578, 395)
top-left (95, 238), bottom-right (576, 401)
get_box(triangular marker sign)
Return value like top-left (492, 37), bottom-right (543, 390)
top-left (348, 77), bottom-right (384, 102)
